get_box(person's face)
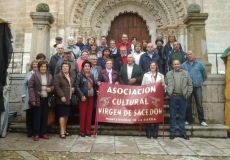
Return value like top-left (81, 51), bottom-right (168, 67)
top-left (135, 44), bottom-right (141, 52)
top-left (57, 45), bottom-right (64, 54)
top-left (83, 63), bottom-right (91, 73)
top-left (77, 36), bottom-right (83, 43)
top-left (68, 39), bottom-right (75, 46)
top-left (157, 41), bottom-right (163, 47)
top-left (169, 36), bottom-right (175, 43)
top-left (127, 55), bottom-right (134, 64)
top-left (32, 62), bottom-right (38, 71)
top-left (91, 45), bottom-right (97, 51)
top-left (120, 47), bottom-right (127, 56)
top-left (64, 52), bottom-right (72, 60)
top-left (172, 60), bottom-right (181, 71)
top-left (39, 64), bottom-right (47, 74)
top-left (150, 63), bottom-right (157, 72)
top-left (110, 41), bottom-right (116, 48)
top-left (90, 56), bottom-right (98, 65)
top-left (105, 61), bottom-right (113, 69)
top-left (89, 38), bottom-right (95, 45)
top-left (62, 64), bottom-right (70, 73)
top-left (147, 43), bottom-right (154, 53)
top-left (173, 42), bottom-right (180, 51)
top-left (103, 50), bottom-right (110, 58)
top-left (122, 34), bottom-right (128, 42)
top-left (55, 40), bottom-right (62, 45)
top-left (143, 42), bottom-right (147, 47)
top-left (101, 37), bottom-right (107, 45)
top-left (81, 52), bottom-right (89, 60)
top-left (187, 50), bottom-right (195, 62)
top-left (132, 38), bottom-right (137, 45)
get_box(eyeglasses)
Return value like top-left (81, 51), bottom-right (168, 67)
top-left (58, 48), bottom-right (63, 49)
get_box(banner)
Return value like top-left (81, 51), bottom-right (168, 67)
top-left (96, 82), bottom-right (164, 124)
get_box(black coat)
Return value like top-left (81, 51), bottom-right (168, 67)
top-left (49, 54), bottom-right (63, 77)
top-left (75, 72), bottom-right (97, 99)
top-left (119, 64), bottom-right (144, 86)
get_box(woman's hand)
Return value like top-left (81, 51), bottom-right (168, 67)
top-left (31, 102), bottom-right (36, 106)
top-left (46, 87), bottom-right (51, 93)
top-left (162, 82), bottom-right (166, 87)
top-left (97, 81), bottom-right (101, 86)
top-left (22, 97), bottom-right (25, 103)
top-left (61, 97), bottom-right (66, 103)
top-left (115, 82), bottom-right (119, 84)
top-left (71, 87), bottom-right (75, 93)
top-left (81, 96), bottom-right (86, 102)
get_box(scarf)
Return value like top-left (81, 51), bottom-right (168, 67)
top-left (110, 47), bottom-right (117, 55)
top-left (106, 68), bottom-right (112, 84)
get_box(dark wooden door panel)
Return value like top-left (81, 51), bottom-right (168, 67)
top-left (107, 13), bottom-right (151, 44)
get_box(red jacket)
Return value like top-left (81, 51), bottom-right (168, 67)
top-left (116, 42), bottom-right (132, 51)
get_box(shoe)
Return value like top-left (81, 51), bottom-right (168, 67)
top-left (201, 122), bottom-right (208, 127)
top-left (185, 121), bottom-right (189, 125)
top-left (170, 135), bottom-right (175, 139)
top-left (146, 131), bottom-right (151, 139)
top-left (60, 134), bottom-right (66, 139)
top-left (85, 134), bottom-right (91, 137)
top-left (33, 135), bottom-right (39, 141)
top-left (65, 132), bottom-right (71, 136)
top-left (180, 135), bottom-right (189, 140)
top-left (80, 134), bottom-right (85, 137)
top-left (153, 133), bottom-right (158, 139)
top-left (42, 135), bottom-right (49, 140)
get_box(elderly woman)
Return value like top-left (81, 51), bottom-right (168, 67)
top-left (21, 60), bottom-right (39, 137)
top-left (54, 61), bottom-right (75, 139)
top-left (28, 60), bottom-right (54, 141)
top-left (75, 60), bottom-right (96, 137)
top-left (98, 59), bottom-right (119, 85)
top-left (141, 61), bottom-right (165, 139)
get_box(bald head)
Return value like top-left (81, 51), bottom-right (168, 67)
top-left (56, 44), bottom-right (64, 55)
top-left (147, 43), bottom-right (154, 53)
top-left (127, 54), bottom-right (135, 65)
top-left (172, 60), bottom-right (181, 71)
top-left (187, 50), bottom-right (196, 63)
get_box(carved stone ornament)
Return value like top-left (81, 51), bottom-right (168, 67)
top-left (36, 3), bottom-right (50, 12)
top-left (187, 3), bottom-right (201, 13)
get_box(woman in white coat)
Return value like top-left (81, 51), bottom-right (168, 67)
top-left (21, 60), bottom-right (39, 137)
top-left (141, 61), bottom-right (165, 139)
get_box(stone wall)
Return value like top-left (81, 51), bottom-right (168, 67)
top-left (8, 74), bottom-right (226, 125)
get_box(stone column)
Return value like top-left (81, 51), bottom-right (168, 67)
top-left (30, 3), bottom-right (54, 61)
top-left (183, 3), bottom-right (212, 73)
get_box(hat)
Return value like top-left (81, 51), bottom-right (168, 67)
top-left (155, 37), bottom-right (164, 45)
top-left (63, 49), bottom-right (72, 53)
top-left (55, 36), bottom-right (63, 41)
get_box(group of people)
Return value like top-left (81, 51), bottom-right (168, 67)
top-left (21, 33), bottom-right (208, 141)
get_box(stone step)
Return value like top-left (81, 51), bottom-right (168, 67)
top-left (8, 123), bottom-right (229, 138)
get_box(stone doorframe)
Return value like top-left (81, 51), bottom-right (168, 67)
top-left (65, 0), bottom-right (189, 49)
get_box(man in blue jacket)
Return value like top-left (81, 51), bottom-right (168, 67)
top-left (181, 50), bottom-right (208, 126)
top-left (139, 43), bottom-right (162, 73)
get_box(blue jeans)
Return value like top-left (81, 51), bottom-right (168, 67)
top-left (169, 95), bottom-right (187, 135)
top-left (146, 123), bottom-right (159, 134)
top-left (186, 86), bottom-right (205, 123)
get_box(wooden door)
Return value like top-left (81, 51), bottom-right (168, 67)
top-left (107, 13), bottom-right (151, 43)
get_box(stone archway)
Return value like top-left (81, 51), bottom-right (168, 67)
top-left (66, 0), bottom-right (188, 45)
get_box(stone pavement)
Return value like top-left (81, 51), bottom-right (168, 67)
top-left (0, 133), bottom-right (230, 160)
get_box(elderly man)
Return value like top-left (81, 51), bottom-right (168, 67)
top-left (165, 60), bottom-right (193, 140)
top-left (116, 33), bottom-right (131, 51)
top-left (49, 44), bottom-right (64, 77)
top-left (76, 35), bottom-right (86, 51)
top-left (181, 50), bottom-right (208, 126)
top-left (65, 37), bottom-right (81, 60)
top-left (154, 37), bottom-right (166, 75)
top-left (113, 46), bottom-right (128, 72)
top-left (139, 43), bottom-right (162, 73)
top-left (54, 49), bottom-right (78, 77)
top-left (119, 54), bottom-right (143, 86)
top-left (89, 54), bottom-right (102, 84)
top-left (51, 36), bottom-right (63, 56)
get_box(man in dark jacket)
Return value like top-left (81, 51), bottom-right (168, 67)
top-left (49, 44), bottom-right (64, 77)
top-left (119, 54), bottom-right (143, 86)
top-left (139, 43), bottom-right (162, 73)
top-left (154, 37), bottom-right (166, 75)
top-left (75, 35), bottom-right (86, 51)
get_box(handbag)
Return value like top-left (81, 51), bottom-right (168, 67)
top-left (47, 107), bottom-right (55, 126)
top-left (71, 94), bottom-right (78, 106)
top-left (48, 94), bottom-right (56, 107)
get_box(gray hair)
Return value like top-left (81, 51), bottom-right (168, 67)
top-left (67, 37), bottom-right (75, 42)
top-left (89, 54), bottom-right (98, 59)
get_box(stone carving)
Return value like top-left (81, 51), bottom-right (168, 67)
top-left (36, 3), bottom-right (50, 12)
top-left (156, 0), bottom-right (173, 24)
top-left (187, 3), bottom-right (201, 13)
top-left (73, 0), bottom-right (89, 23)
top-left (172, 0), bottom-right (186, 22)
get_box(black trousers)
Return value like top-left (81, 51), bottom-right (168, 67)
top-left (33, 97), bottom-right (48, 136)
top-left (26, 108), bottom-right (34, 134)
